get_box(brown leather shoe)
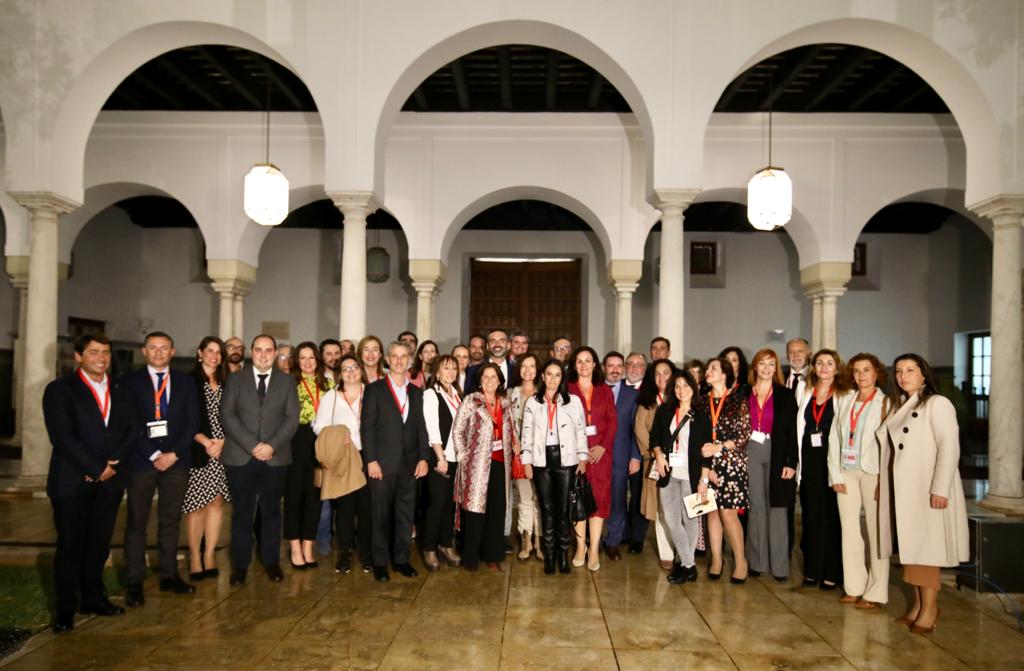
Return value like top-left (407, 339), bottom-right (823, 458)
top-left (422, 550), bottom-right (441, 572)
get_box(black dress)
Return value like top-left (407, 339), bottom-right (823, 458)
top-left (799, 396), bottom-right (842, 584)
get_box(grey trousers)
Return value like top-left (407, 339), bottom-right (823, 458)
top-left (746, 437), bottom-right (789, 577)
top-left (125, 468), bottom-right (189, 583)
top-left (658, 477), bottom-right (698, 567)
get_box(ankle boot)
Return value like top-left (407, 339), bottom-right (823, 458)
top-left (543, 554), bottom-right (556, 575)
top-left (518, 532), bottom-right (532, 561)
top-left (439, 546), bottom-right (461, 567)
top-left (558, 551), bottom-right (571, 574)
top-left (422, 550), bottom-right (441, 572)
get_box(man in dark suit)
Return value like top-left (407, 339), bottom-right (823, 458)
top-left (221, 334), bottom-right (299, 584)
top-left (122, 331), bottom-right (199, 606)
top-left (465, 328), bottom-right (520, 393)
top-left (42, 334), bottom-right (135, 632)
top-left (600, 351), bottom-right (644, 559)
top-left (360, 340), bottom-right (429, 582)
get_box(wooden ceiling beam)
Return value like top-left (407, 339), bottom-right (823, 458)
top-left (802, 49), bottom-right (872, 110)
top-left (157, 56), bottom-right (225, 110)
top-left (761, 46), bottom-right (824, 110)
top-left (545, 51), bottom-right (560, 109)
top-left (891, 83), bottom-right (930, 112)
top-left (586, 72), bottom-right (605, 109)
top-left (850, 65), bottom-right (905, 110)
top-left (132, 71), bottom-right (186, 110)
top-left (412, 86), bottom-right (429, 110)
top-left (497, 46), bottom-right (512, 110)
top-left (194, 46), bottom-right (262, 108)
top-left (253, 57), bottom-right (305, 110)
top-left (450, 58), bottom-right (471, 110)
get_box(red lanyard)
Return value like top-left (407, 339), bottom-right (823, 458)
top-left (485, 396), bottom-right (503, 440)
top-left (385, 376), bottom-right (407, 417)
top-left (848, 389), bottom-right (877, 446)
top-left (546, 395), bottom-right (557, 431)
top-left (811, 390), bottom-right (833, 431)
top-left (708, 389), bottom-right (731, 442)
top-left (673, 407), bottom-right (684, 451)
top-left (152, 371), bottom-right (169, 420)
top-left (579, 384), bottom-right (594, 425)
top-left (342, 385), bottom-right (363, 427)
top-left (657, 391), bottom-right (664, 405)
top-left (440, 386), bottom-right (460, 415)
top-left (752, 387), bottom-right (773, 432)
top-left (78, 369), bottom-right (110, 422)
top-left (300, 377), bottom-right (321, 412)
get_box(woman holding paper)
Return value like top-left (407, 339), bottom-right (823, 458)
top-left (650, 370), bottom-right (712, 584)
top-left (744, 349), bottom-right (798, 582)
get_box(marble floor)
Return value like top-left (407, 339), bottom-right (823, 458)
top-left (0, 498), bottom-right (1022, 670)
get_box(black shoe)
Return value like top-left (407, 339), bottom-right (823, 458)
top-left (557, 552), bottom-right (571, 574)
top-left (685, 565), bottom-right (699, 582)
top-left (229, 569), bottom-right (247, 586)
top-left (80, 598), bottom-right (125, 616)
top-left (203, 568), bottom-right (220, 579)
top-left (362, 562), bottom-right (373, 574)
top-left (305, 560), bottom-right (319, 569)
top-left (52, 611), bottom-right (74, 633)
top-left (189, 571), bottom-right (206, 581)
top-left (290, 559), bottom-right (307, 571)
top-left (749, 569), bottom-right (762, 578)
top-left (774, 575), bottom-right (788, 583)
top-left (803, 577), bottom-right (819, 587)
top-left (708, 571), bottom-right (722, 581)
top-left (627, 541), bottom-right (644, 554)
top-left (335, 551), bottom-right (352, 574)
top-left (543, 555), bottom-right (556, 575)
top-left (373, 565), bottom-right (390, 582)
top-left (730, 575), bottom-right (747, 585)
top-left (393, 562), bottom-right (418, 578)
top-left (266, 564), bottom-right (285, 582)
top-left (124, 583), bottom-right (145, 607)
top-left (504, 536), bottom-right (514, 555)
top-left (667, 563), bottom-right (687, 584)
top-left (819, 581), bottom-right (838, 591)
top-left (159, 576), bottom-right (196, 594)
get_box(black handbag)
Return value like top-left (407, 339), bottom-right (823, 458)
top-left (568, 472), bottom-right (597, 522)
top-left (657, 412), bottom-right (691, 488)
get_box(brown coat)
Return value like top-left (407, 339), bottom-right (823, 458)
top-left (876, 393), bottom-right (969, 567)
top-left (453, 392), bottom-right (513, 517)
top-left (314, 424), bottom-right (366, 500)
top-left (634, 403), bottom-right (659, 521)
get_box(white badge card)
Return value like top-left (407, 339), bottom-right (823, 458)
top-left (842, 448), bottom-right (858, 465)
top-left (146, 420), bottom-right (169, 439)
top-left (749, 430), bottom-right (766, 444)
top-left (810, 432), bottom-right (823, 447)
top-left (585, 425), bottom-right (597, 437)
top-left (491, 440), bottom-right (503, 453)
top-left (669, 452), bottom-right (685, 468)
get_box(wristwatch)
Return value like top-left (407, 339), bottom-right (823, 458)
top-left (701, 478), bottom-right (710, 485)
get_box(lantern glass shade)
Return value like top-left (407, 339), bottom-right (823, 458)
top-left (747, 166), bottom-right (792, 231)
top-left (244, 163), bottom-right (290, 227)
top-left (366, 245), bottom-right (391, 283)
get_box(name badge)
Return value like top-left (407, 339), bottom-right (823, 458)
top-left (842, 448), bottom-right (858, 465)
top-left (491, 440), bottom-right (503, 452)
top-left (585, 425), bottom-right (597, 437)
top-left (669, 452), bottom-right (685, 468)
top-left (749, 430), bottom-right (766, 444)
top-left (810, 432), bottom-right (823, 448)
top-left (147, 420), bottom-right (169, 439)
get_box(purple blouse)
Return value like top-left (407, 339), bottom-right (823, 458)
top-left (749, 391), bottom-right (774, 434)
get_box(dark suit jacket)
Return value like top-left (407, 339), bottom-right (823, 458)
top-left (220, 366), bottom-right (300, 467)
top-left (608, 381), bottom-right (640, 469)
top-left (464, 359), bottom-right (521, 395)
top-left (650, 403), bottom-right (713, 484)
top-left (43, 371), bottom-right (137, 497)
top-left (764, 382), bottom-right (799, 507)
top-left (123, 368), bottom-right (199, 473)
top-left (360, 376), bottom-right (429, 475)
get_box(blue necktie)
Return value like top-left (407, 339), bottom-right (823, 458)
top-left (155, 371), bottom-right (169, 418)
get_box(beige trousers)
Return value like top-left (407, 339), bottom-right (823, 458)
top-left (836, 468), bottom-right (889, 603)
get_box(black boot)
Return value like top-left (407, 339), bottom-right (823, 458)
top-left (558, 551), bottom-right (571, 574)
top-left (543, 554), bottom-right (556, 575)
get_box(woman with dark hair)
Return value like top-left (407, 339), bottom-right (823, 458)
top-left (684, 359), bottom-right (706, 387)
top-left (650, 370), bottom-right (712, 584)
top-left (408, 340), bottom-right (438, 388)
top-left (566, 346), bottom-right (617, 571)
top-left (356, 335), bottom-right (385, 383)
top-left (521, 359), bottom-right (588, 574)
top-left (183, 336), bottom-right (232, 580)
top-left (699, 356), bottom-right (751, 583)
top-left (284, 342), bottom-right (333, 569)
top-left (420, 354), bottom-right (463, 570)
top-left (744, 348), bottom-right (798, 582)
top-left (878, 354), bottom-right (968, 634)
top-left (797, 348), bottom-right (850, 589)
top-left (313, 353), bottom-right (372, 574)
top-left (509, 353), bottom-right (544, 561)
top-left (719, 346), bottom-right (750, 393)
top-left (634, 359), bottom-right (679, 567)
top-left (829, 352), bottom-right (890, 608)
top-left (453, 362), bottom-right (513, 571)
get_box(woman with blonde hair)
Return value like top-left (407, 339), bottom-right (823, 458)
top-left (356, 335), bottom-right (385, 383)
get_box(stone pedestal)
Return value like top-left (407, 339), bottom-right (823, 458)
top-left (329, 192), bottom-right (377, 341)
top-left (409, 259), bottom-right (446, 342)
top-left (800, 262), bottom-right (852, 352)
top-left (608, 259), bottom-right (642, 354)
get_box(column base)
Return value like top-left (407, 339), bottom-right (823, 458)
top-left (978, 493), bottom-right (1024, 516)
top-left (4, 473), bottom-right (48, 497)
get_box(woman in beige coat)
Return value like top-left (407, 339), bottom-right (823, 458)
top-left (877, 353), bottom-right (968, 634)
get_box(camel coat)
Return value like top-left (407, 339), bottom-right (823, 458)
top-left (634, 404), bottom-right (659, 521)
top-left (876, 392), bottom-right (969, 567)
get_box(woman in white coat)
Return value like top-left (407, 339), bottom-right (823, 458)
top-left (828, 353), bottom-right (889, 608)
top-left (877, 353), bottom-right (968, 634)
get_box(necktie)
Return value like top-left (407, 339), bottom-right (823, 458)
top-left (155, 371), bottom-right (169, 418)
top-left (789, 372), bottom-right (801, 391)
top-left (257, 374), bottom-right (268, 403)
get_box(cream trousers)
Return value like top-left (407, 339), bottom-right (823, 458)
top-left (836, 468), bottom-right (889, 603)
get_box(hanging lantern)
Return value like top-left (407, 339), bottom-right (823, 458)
top-left (367, 245), bottom-right (390, 283)
top-left (244, 163), bottom-right (290, 227)
top-left (747, 166), bottom-right (792, 231)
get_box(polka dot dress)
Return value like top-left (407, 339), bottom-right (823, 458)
top-left (182, 381), bottom-right (231, 513)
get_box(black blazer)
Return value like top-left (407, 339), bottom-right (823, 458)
top-left (42, 372), bottom-right (137, 497)
top-left (123, 368), bottom-right (199, 473)
top-left (360, 377), bottom-right (429, 475)
top-left (763, 382), bottom-right (799, 507)
top-left (464, 360), bottom-right (521, 395)
top-left (650, 403), bottom-right (713, 485)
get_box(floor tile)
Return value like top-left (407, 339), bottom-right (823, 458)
top-left (615, 649), bottom-right (739, 671)
top-left (502, 607), bottom-right (611, 649)
top-left (507, 574), bottom-right (601, 608)
top-left (500, 644), bottom-right (619, 669)
top-left (604, 608), bottom-right (721, 651)
top-left (379, 640), bottom-right (500, 671)
top-left (703, 612), bottom-right (838, 656)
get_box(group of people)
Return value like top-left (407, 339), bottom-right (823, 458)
top-left (43, 327), bottom-right (968, 637)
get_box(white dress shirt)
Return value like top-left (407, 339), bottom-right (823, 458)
top-left (312, 385), bottom-right (364, 451)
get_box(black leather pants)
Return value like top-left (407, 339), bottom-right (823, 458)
top-left (532, 445), bottom-right (574, 558)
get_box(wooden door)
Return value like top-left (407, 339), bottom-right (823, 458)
top-left (469, 259), bottom-right (581, 360)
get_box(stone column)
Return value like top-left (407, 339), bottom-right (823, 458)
top-left (608, 259), bottom-right (643, 353)
top-left (972, 195), bottom-right (1024, 512)
top-left (800, 262), bottom-right (851, 352)
top-left (207, 259), bottom-right (257, 341)
top-left (7, 192), bottom-right (79, 492)
top-left (329, 192), bottom-right (377, 341)
top-left (654, 189), bottom-right (700, 361)
top-left (4, 256), bottom-right (28, 447)
top-left (409, 259), bottom-right (446, 342)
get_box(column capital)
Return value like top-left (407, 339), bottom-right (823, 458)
top-left (800, 261), bottom-right (851, 298)
top-left (5, 255), bottom-right (29, 288)
top-left (968, 194), bottom-right (1024, 225)
top-left (653, 188), bottom-right (701, 215)
top-left (326, 191), bottom-right (379, 217)
top-left (608, 259), bottom-right (642, 293)
top-left (409, 258), bottom-right (446, 294)
top-left (207, 258), bottom-right (257, 294)
top-left (8, 191), bottom-right (80, 215)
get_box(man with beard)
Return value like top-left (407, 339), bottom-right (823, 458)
top-left (465, 328), bottom-right (519, 393)
top-left (467, 334), bottom-right (486, 367)
top-left (624, 352), bottom-right (646, 390)
top-left (550, 337), bottom-right (573, 367)
top-left (601, 351), bottom-right (643, 559)
top-left (315, 338), bottom-right (345, 554)
top-left (225, 337), bottom-right (246, 373)
top-left (320, 339), bottom-right (343, 385)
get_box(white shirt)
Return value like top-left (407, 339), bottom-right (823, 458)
top-left (81, 372), bottom-right (110, 426)
top-left (388, 373), bottom-right (410, 422)
top-left (423, 386), bottom-right (459, 462)
top-left (607, 380), bottom-right (621, 403)
top-left (670, 411), bottom-right (691, 480)
top-left (146, 365), bottom-right (171, 405)
top-left (489, 358), bottom-right (510, 386)
top-left (312, 385), bottom-right (363, 451)
top-left (252, 366), bottom-right (273, 388)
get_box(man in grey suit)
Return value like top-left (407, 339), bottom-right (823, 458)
top-left (220, 334), bottom-right (300, 584)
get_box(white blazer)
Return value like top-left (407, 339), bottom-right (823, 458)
top-left (520, 394), bottom-right (588, 468)
top-left (827, 389), bottom-right (887, 485)
top-left (795, 385), bottom-right (842, 484)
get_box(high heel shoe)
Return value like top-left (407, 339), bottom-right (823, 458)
top-left (910, 608), bottom-right (940, 634)
top-left (894, 612), bottom-right (918, 626)
top-left (439, 546), bottom-right (462, 567)
top-left (730, 575), bottom-right (747, 584)
top-left (572, 548), bottom-right (586, 568)
top-left (708, 558), bottom-right (723, 581)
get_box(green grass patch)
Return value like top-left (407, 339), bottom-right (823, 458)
top-left (0, 563), bottom-right (122, 629)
